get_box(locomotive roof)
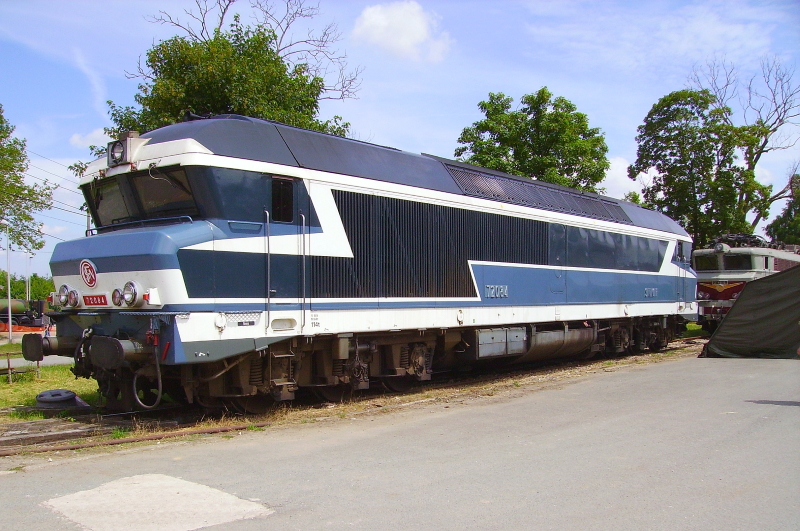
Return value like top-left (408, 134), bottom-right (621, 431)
top-left (141, 114), bottom-right (689, 237)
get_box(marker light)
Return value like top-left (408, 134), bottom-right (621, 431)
top-left (67, 290), bottom-right (80, 308)
top-left (111, 288), bottom-right (123, 307)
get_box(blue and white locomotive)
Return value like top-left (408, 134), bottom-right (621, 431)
top-left (23, 115), bottom-right (697, 410)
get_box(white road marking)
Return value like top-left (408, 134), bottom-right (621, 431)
top-left (43, 473), bottom-right (273, 531)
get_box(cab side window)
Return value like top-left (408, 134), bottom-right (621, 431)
top-left (272, 179), bottom-right (294, 222)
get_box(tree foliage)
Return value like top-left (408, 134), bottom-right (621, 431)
top-left (628, 89), bottom-right (771, 247)
top-left (765, 172), bottom-right (800, 244)
top-left (630, 57), bottom-right (800, 246)
top-left (688, 56), bottom-right (800, 226)
top-left (148, 0), bottom-right (361, 101)
top-left (0, 271), bottom-right (55, 301)
top-left (455, 88), bottom-right (609, 193)
top-left (0, 105), bottom-right (54, 251)
top-left (105, 16), bottom-right (346, 143)
top-left (95, 0), bottom-right (359, 152)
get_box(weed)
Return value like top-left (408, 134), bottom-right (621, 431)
top-left (7, 409), bottom-right (44, 421)
top-left (111, 427), bottom-right (131, 439)
top-left (512, 381), bottom-right (521, 388)
top-left (682, 323), bottom-right (709, 339)
top-left (245, 424), bottom-right (265, 431)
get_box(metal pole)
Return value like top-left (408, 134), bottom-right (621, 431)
top-left (5, 224), bottom-right (11, 344)
top-left (25, 253), bottom-right (30, 302)
top-left (4, 223), bottom-right (11, 383)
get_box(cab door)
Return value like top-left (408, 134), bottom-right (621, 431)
top-left (266, 177), bottom-right (303, 333)
top-left (549, 224), bottom-right (566, 299)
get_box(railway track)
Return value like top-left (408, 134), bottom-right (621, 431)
top-left (0, 339), bottom-right (706, 457)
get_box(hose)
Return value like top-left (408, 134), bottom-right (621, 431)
top-left (132, 349), bottom-right (163, 409)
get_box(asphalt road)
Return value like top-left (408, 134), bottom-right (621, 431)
top-left (7, 354), bottom-right (73, 369)
top-left (2, 357), bottom-right (798, 531)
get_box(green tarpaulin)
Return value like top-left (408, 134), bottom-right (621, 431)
top-left (703, 265), bottom-right (800, 359)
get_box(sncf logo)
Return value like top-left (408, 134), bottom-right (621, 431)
top-left (80, 260), bottom-right (97, 288)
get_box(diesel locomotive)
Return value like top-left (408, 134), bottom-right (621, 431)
top-left (23, 115), bottom-right (697, 410)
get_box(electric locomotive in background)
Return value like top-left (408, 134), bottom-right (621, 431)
top-left (693, 234), bottom-right (800, 332)
top-left (23, 115), bottom-right (697, 410)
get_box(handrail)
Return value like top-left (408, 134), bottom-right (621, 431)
top-left (264, 209), bottom-right (271, 332)
top-left (300, 212), bottom-right (307, 331)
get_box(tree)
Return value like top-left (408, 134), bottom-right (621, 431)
top-left (0, 104), bottom-right (54, 251)
top-left (0, 271), bottom-right (55, 300)
top-left (148, 0), bottom-right (361, 101)
top-left (628, 89), bottom-right (765, 247)
top-left (98, 0), bottom-right (359, 149)
top-left (622, 191), bottom-right (642, 205)
top-left (454, 88), bottom-right (609, 193)
top-left (689, 56), bottom-right (800, 226)
top-left (765, 169), bottom-right (800, 244)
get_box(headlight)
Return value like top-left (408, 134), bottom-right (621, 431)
top-left (111, 288), bottom-right (123, 307)
top-left (67, 290), bottom-right (80, 308)
top-left (108, 140), bottom-right (125, 165)
top-left (57, 285), bottom-right (71, 306)
top-left (122, 281), bottom-right (138, 306)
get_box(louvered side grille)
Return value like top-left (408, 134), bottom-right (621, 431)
top-left (310, 191), bottom-right (549, 299)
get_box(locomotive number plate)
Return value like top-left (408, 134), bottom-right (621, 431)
top-left (83, 294), bottom-right (108, 306)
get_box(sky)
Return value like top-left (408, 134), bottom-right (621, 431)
top-left (0, 0), bottom-right (798, 276)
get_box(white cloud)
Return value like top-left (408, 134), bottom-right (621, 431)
top-left (521, 0), bottom-right (780, 76)
top-left (72, 47), bottom-right (108, 119)
top-left (603, 156), bottom-right (638, 200)
top-left (42, 223), bottom-right (69, 235)
top-left (69, 128), bottom-right (110, 149)
top-left (352, 1), bottom-right (453, 62)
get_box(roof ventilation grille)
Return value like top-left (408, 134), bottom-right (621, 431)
top-left (446, 164), bottom-right (632, 225)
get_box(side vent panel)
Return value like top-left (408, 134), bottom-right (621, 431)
top-left (446, 164), bottom-right (632, 225)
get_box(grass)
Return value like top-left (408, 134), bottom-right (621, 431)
top-left (111, 427), bottom-right (131, 439)
top-left (0, 342), bottom-right (22, 358)
top-left (7, 409), bottom-right (45, 421)
top-left (682, 322), bottom-right (708, 339)
top-left (0, 364), bottom-right (100, 409)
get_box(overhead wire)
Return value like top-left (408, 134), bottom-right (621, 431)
top-left (24, 172), bottom-right (84, 196)
top-left (26, 150), bottom-right (82, 174)
top-left (41, 231), bottom-right (66, 241)
top-left (36, 212), bottom-right (86, 227)
top-left (0, 191), bottom-right (85, 216)
top-left (27, 163), bottom-right (78, 184)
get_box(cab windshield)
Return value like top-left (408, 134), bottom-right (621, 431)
top-left (723, 254), bottom-right (753, 270)
top-left (693, 254), bottom-right (718, 271)
top-left (85, 166), bottom-right (199, 228)
top-left (82, 165), bottom-right (300, 230)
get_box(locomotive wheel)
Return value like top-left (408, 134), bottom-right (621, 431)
top-left (381, 376), bottom-right (414, 393)
top-left (230, 394), bottom-right (273, 414)
top-left (312, 384), bottom-right (352, 403)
